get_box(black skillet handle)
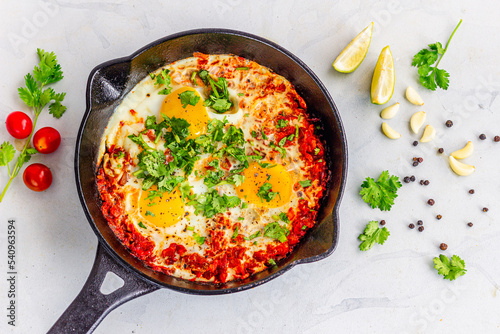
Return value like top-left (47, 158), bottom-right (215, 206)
top-left (47, 244), bottom-right (159, 334)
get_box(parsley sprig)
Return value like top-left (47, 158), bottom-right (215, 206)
top-left (433, 254), bottom-right (466, 281)
top-left (412, 19), bottom-right (462, 90)
top-left (359, 171), bottom-right (401, 211)
top-left (358, 221), bottom-right (390, 251)
top-left (198, 70), bottom-right (233, 113)
top-left (0, 49), bottom-right (66, 203)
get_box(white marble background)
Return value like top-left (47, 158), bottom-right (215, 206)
top-left (0, 0), bottom-right (499, 333)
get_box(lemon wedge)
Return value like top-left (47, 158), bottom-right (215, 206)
top-left (333, 22), bottom-right (373, 73)
top-left (371, 46), bottom-right (395, 105)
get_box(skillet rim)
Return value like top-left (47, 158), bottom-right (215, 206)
top-left (75, 28), bottom-right (348, 294)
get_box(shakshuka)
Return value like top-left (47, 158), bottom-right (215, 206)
top-left (97, 53), bottom-right (328, 283)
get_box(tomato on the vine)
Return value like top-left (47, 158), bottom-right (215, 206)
top-left (33, 127), bottom-right (61, 154)
top-left (6, 111), bottom-right (33, 139)
top-left (23, 163), bottom-right (53, 192)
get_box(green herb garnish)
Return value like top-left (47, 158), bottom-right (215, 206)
top-left (412, 19), bottom-right (462, 90)
top-left (359, 171), bottom-right (401, 211)
top-left (433, 254), bottom-right (466, 280)
top-left (264, 222), bottom-right (289, 243)
top-left (299, 180), bottom-right (312, 188)
top-left (178, 90), bottom-right (200, 108)
top-left (358, 221), bottom-right (390, 251)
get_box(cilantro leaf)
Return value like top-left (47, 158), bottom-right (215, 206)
top-left (358, 221), bottom-right (390, 251)
top-left (193, 232), bottom-right (205, 245)
top-left (244, 230), bottom-right (261, 241)
top-left (188, 189), bottom-right (241, 218)
top-left (18, 148), bottom-right (38, 165)
top-left (299, 180), bottom-right (312, 188)
top-left (138, 222), bottom-right (147, 229)
top-left (257, 182), bottom-right (279, 202)
top-left (199, 71), bottom-right (233, 113)
top-left (264, 222), bottom-right (289, 243)
top-left (232, 226), bottom-right (239, 239)
top-left (49, 101), bottom-right (67, 119)
top-left (433, 254), bottom-right (466, 281)
top-left (178, 90), bottom-right (200, 108)
top-left (411, 20), bottom-right (462, 90)
top-left (154, 69), bottom-right (172, 95)
top-left (359, 171), bottom-right (401, 211)
top-left (0, 142), bottom-right (16, 166)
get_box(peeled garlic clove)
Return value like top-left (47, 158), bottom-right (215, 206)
top-left (406, 86), bottom-right (424, 106)
top-left (410, 111), bottom-right (426, 134)
top-left (420, 124), bottom-right (435, 142)
top-left (449, 156), bottom-right (475, 176)
top-left (380, 102), bottom-right (400, 119)
top-left (451, 141), bottom-right (474, 160)
top-left (381, 122), bottom-right (401, 139)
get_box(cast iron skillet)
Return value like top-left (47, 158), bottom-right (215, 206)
top-left (49, 29), bottom-right (347, 333)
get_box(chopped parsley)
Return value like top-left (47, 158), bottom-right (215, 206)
top-left (258, 162), bottom-right (276, 169)
top-left (178, 90), bottom-right (200, 108)
top-left (186, 226), bottom-right (194, 231)
top-left (257, 183), bottom-right (279, 202)
top-left (188, 189), bottom-right (241, 218)
top-left (138, 222), bottom-right (147, 229)
top-left (264, 222), bottom-right (289, 243)
top-left (238, 93), bottom-right (245, 97)
top-left (299, 180), bottom-right (312, 188)
top-left (244, 230), bottom-right (261, 241)
top-left (154, 69), bottom-right (172, 95)
top-left (268, 259), bottom-right (277, 266)
top-left (301, 225), bottom-right (307, 230)
top-left (276, 119), bottom-right (288, 128)
top-left (145, 210), bottom-right (155, 217)
top-left (193, 232), bottom-right (205, 245)
top-left (198, 70), bottom-right (233, 113)
top-left (235, 67), bottom-right (249, 70)
top-left (314, 148), bottom-right (320, 155)
top-left (279, 212), bottom-right (289, 223)
top-left (232, 226), bottom-right (239, 239)
top-left (238, 217), bottom-right (245, 221)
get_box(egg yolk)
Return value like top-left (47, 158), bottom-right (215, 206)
top-left (236, 162), bottom-right (292, 208)
top-left (138, 186), bottom-right (185, 228)
top-left (160, 87), bottom-right (209, 138)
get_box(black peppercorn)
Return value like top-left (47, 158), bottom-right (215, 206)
top-left (440, 243), bottom-right (448, 250)
top-left (418, 226), bottom-right (424, 232)
top-left (436, 214), bottom-right (442, 220)
top-left (468, 222), bottom-right (473, 227)
top-left (428, 199), bottom-right (435, 206)
top-left (417, 220), bottom-right (423, 226)
top-left (445, 120), bottom-right (453, 127)
top-left (424, 180), bottom-right (430, 185)
top-left (413, 141), bottom-right (418, 146)
top-left (413, 161), bottom-right (419, 167)
top-left (469, 189), bottom-right (475, 194)
top-left (404, 177), bottom-right (410, 183)
top-left (420, 180), bottom-right (425, 185)
top-left (483, 207), bottom-right (489, 212)
top-left (409, 223), bottom-right (415, 229)
top-left (438, 148), bottom-right (444, 154)
top-left (494, 136), bottom-right (500, 142)
top-left (417, 157), bottom-right (423, 163)
top-left (479, 134), bottom-right (486, 140)
top-left (380, 220), bottom-right (386, 226)
top-left (410, 175), bottom-right (416, 182)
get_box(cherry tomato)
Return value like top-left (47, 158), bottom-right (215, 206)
top-left (23, 163), bottom-right (53, 192)
top-left (33, 127), bottom-right (61, 154)
top-left (6, 111), bottom-right (33, 139)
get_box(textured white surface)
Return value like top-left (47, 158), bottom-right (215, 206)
top-left (0, 1), bottom-right (499, 333)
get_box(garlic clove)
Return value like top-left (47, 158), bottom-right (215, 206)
top-left (380, 102), bottom-right (400, 119)
top-left (420, 124), bottom-right (436, 142)
top-left (406, 86), bottom-right (424, 106)
top-left (449, 156), bottom-right (475, 176)
top-left (410, 111), bottom-right (426, 134)
top-left (451, 141), bottom-right (474, 160)
top-left (381, 122), bottom-right (401, 139)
